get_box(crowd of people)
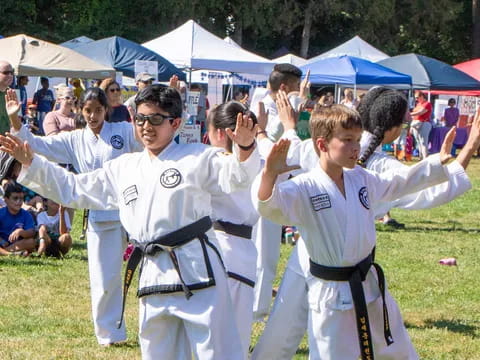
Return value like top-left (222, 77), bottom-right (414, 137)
top-left (1, 58), bottom-right (479, 360)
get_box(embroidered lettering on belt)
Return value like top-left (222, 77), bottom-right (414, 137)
top-left (123, 185), bottom-right (138, 205)
top-left (310, 193), bottom-right (331, 211)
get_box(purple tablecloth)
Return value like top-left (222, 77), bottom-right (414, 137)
top-left (428, 127), bottom-right (469, 153)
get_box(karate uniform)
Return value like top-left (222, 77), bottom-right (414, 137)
top-left (14, 123), bottom-right (142, 344)
top-left (18, 141), bottom-right (260, 360)
top-left (211, 169), bottom-right (260, 355)
top-left (253, 132), bottom-right (471, 359)
top-left (253, 154), bottom-right (449, 360)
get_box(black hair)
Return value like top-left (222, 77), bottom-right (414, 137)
top-left (135, 85), bottom-right (183, 118)
top-left (40, 77), bottom-right (48, 83)
top-left (357, 87), bottom-right (408, 165)
top-left (206, 101), bottom-right (257, 152)
top-left (269, 63), bottom-right (302, 92)
top-left (4, 183), bottom-right (23, 198)
top-left (448, 98), bottom-right (456, 105)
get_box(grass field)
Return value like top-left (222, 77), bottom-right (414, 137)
top-left (1, 159), bottom-right (480, 359)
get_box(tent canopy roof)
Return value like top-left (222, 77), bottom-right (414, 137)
top-left (69, 36), bottom-right (186, 81)
top-left (301, 55), bottom-right (411, 85)
top-left (143, 20), bottom-right (274, 75)
top-left (61, 36), bottom-right (94, 50)
top-left (273, 53), bottom-right (307, 67)
top-left (378, 54), bottom-right (480, 90)
top-left (0, 34), bottom-right (115, 78)
top-left (308, 35), bottom-right (390, 63)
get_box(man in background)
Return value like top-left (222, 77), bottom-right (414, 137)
top-left (0, 61), bottom-right (14, 135)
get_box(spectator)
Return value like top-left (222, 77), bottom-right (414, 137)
top-left (70, 78), bottom-right (84, 102)
top-left (36, 199), bottom-right (72, 258)
top-left (340, 88), bottom-right (358, 109)
top-left (24, 103), bottom-right (40, 134)
top-left (33, 77), bottom-right (55, 134)
top-left (124, 72), bottom-right (154, 114)
top-left (442, 98), bottom-right (459, 128)
top-left (410, 90), bottom-right (433, 159)
top-left (0, 183), bottom-right (36, 256)
top-left (99, 78), bottom-right (131, 122)
top-left (0, 60), bottom-right (14, 135)
top-left (16, 76), bottom-right (29, 117)
top-left (43, 86), bottom-right (76, 136)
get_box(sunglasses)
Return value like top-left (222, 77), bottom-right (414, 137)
top-left (1, 70), bottom-right (14, 76)
top-left (109, 88), bottom-right (121, 93)
top-left (62, 96), bottom-right (76, 100)
top-left (134, 113), bottom-right (175, 126)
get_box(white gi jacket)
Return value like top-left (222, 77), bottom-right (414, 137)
top-left (13, 122), bottom-right (143, 228)
top-left (19, 141), bottom-right (260, 295)
top-left (253, 155), bottom-right (449, 310)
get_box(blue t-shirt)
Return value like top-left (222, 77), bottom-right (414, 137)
top-left (0, 207), bottom-right (35, 240)
top-left (33, 89), bottom-right (55, 113)
top-left (109, 105), bottom-right (131, 123)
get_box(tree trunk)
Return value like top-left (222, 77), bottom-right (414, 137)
top-left (473, 0), bottom-right (480, 57)
top-left (300, 5), bottom-right (312, 58)
top-left (233, 16), bottom-right (243, 46)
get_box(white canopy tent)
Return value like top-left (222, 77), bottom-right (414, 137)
top-left (223, 36), bottom-right (242, 48)
top-left (0, 34), bottom-right (115, 78)
top-left (143, 20), bottom-right (274, 75)
top-left (273, 53), bottom-right (307, 67)
top-left (308, 35), bottom-right (390, 63)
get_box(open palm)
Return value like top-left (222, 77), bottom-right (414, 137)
top-left (5, 89), bottom-right (21, 116)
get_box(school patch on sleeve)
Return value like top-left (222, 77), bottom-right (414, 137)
top-left (123, 185), bottom-right (138, 205)
top-left (358, 186), bottom-right (370, 209)
top-left (310, 194), bottom-right (331, 211)
top-left (110, 135), bottom-right (124, 149)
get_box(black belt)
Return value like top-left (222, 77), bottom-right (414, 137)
top-left (117, 216), bottom-right (213, 329)
top-left (213, 220), bottom-right (252, 239)
top-left (309, 251), bottom-right (393, 360)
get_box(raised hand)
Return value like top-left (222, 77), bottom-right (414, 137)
top-left (225, 112), bottom-right (258, 148)
top-left (169, 75), bottom-right (180, 90)
top-left (256, 101), bottom-right (268, 131)
top-left (276, 90), bottom-right (297, 131)
top-left (265, 139), bottom-right (299, 176)
top-left (5, 89), bottom-right (21, 117)
top-left (0, 133), bottom-right (34, 166)
top-left (299, 69), bottom-right (311, 100)
top-left (439, 126), bottom-right (455, 165)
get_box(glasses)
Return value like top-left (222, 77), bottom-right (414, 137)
top-left (134, 113), bottom-right (175, 126)
top-left (109, 88), bottom-right (121, 93)
top-left (62, 96), bottom-right (76, 101)
top-left (1, 70), bottom-right (14, 76)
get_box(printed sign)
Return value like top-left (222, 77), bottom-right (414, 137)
top-left (186, 91), bottom-right (200, 116)
top-left (178, 124), bottom-right (201, 144)
top-left (134, 60), bottom-right (158, 81)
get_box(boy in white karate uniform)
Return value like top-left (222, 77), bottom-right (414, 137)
top-left (1, 85), bottom-right (260, 360)
top-left (253, 104), bottom-right (454, 360)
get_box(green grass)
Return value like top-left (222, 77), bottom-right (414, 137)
top-left (1, 159), bottom-right (480, 359)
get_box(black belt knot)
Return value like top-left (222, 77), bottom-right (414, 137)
top-left (309, 250), bottom-right (393, 360)
top-left (117, 216), bottom-right (213, 329)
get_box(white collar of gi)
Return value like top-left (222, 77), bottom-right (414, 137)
top-left (86, 121), bottom-right (110, 141)
top-left (145, 139), bottom-right (178, 162)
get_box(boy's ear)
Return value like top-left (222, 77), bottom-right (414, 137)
top-left (170, 117), bottom-right (182, 130)
top-left (316, 137), bottom-right (328, 153)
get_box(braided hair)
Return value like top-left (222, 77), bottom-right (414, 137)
top-left (357, 87), bottom-right (408, 165)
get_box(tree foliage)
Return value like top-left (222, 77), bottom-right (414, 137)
top-left (0, 0), bottom-right (475, 63)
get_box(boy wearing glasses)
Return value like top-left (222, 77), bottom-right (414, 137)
top-left (2, 84), bottom-right (260, 359)
top-left (0, 183), bottom-right (36, 256)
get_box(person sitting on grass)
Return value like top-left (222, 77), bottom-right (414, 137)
top-left (0, 183), bottom-right (36, 256)
top-left (36, 199), bottom-right (72, 258)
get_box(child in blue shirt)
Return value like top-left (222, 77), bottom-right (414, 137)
top-left (0, 183), bottom-right (35, 255)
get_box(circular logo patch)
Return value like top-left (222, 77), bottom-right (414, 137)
top-left (358, 186), bottom-right (370, 210)
top-left (160, 168), bottom-right (182, 188)
top-left (110, 135), bottom-right (124, 150)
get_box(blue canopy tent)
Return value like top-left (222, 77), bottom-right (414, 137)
top-left (301, 55), bottom-right (411, 86)
top-left (301, 55), bottom-right (411, 102)
top-left (377, 53), bottom-right (480, 90)
top-left (69, 36), bottom-right (186, 81)
top-left (61, 36), bottom-right (94, 49)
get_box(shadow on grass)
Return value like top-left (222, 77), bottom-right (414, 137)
top-left (0, 256), bottom-right (62, 267)
top-left (72, 241), bottom-right (87, 251)
top-left (406, 319), bottom-right (478, 338)
top-left (376, 220), bottom-right (480, 234)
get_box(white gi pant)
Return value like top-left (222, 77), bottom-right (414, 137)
top-left (215, 230), bottom-right (258, 355)
top-left (138, 244), bottom-right (245, 360)
top-left (86, 221), bottom-right (127, 345)
top-left (252, 240), bottom-right (309, 360)
top-left (252, 217), bottom-right (282, 321)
